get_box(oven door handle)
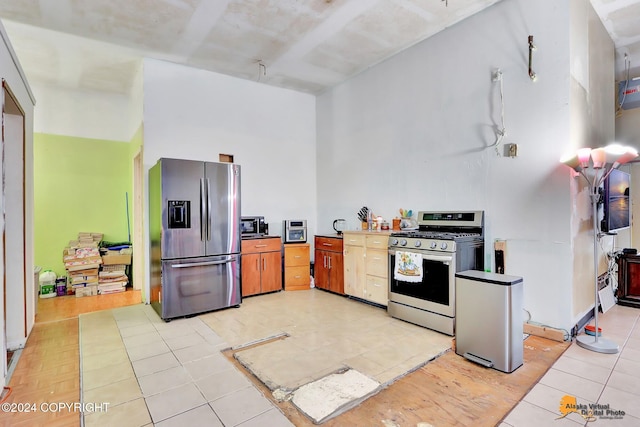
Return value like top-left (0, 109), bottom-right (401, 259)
top-left (388, 249), bottom-right (453, 265)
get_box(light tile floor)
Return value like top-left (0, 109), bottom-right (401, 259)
top-left (81, 304), bottom-right (294, 427)
top-left (198, 290), bottom-right (452, 391)
top-left (79, 290), bottom-right (452, 426)
top-left (501, 304), bottom-right (640, 426)
top-left (77, 291), bottom-right (640, 427)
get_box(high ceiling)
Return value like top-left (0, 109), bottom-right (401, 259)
top-left (0, 0), bottom-right (639, 96)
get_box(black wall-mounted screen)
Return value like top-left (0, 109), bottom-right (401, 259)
top-left (602, 169), bottom-right (631, 233)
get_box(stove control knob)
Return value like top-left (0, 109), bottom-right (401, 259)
top-left (400, 239), bottom-right (407, 246)
top-left (391, 238), bottom-right (398, 246)
top-left (430, 241), bottom-right (437, 249)
top-left (440, 242), bottom-right (448, 250)
top-left (414, 240), bottom-right (421, 248)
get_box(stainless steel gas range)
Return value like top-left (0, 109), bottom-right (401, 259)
top-left (387, 211), bottom-right (485, 336)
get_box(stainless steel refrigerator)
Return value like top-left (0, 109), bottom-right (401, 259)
top-left (149, 158), bottom-right (241, 320)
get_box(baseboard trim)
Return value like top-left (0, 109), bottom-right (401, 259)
top-left (573, 309), bottom-right (594, 337)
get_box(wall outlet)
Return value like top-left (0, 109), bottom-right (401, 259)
top-left (504, 143), bottom-right (518, 157)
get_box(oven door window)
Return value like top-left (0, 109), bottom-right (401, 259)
top-left (288, 229), bottom-right (306, 242)
top-left (390, 255), bottom-right (451, 306)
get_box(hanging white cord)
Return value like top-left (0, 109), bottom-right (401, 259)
top-left (616, 54), bottom-right (631, 115)
top-left (488, 69), bottom-right (506, 156)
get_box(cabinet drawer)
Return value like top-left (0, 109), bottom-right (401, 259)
top-left (366, 235), bottom-right (388, 250)
top-left (284, 244), bottom-right (310, 266)
top-left (365, 249), bottom-right (388, 277)
top-left (315, 236), bottom-right (343, 252)
top-left (241, 238), bottom-right (281, 254)
top-left (342, 233), bottom-right (365, 247)
top-left (285, 266), bottom-right (310, 287)
top-left (366, 275), bottom-right (388, 306)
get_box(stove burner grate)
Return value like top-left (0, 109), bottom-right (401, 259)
top-left (390, 231), bottom-right (481, 240)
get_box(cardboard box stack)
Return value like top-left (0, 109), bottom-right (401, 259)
top-left (98, 265), bottom-right (129, 294)
top-left (63, 232), bottom-right (103, 297)
top-left (98, 246), bottom-right (132, 294)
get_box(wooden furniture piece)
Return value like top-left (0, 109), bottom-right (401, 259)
top-left (241, 237), bottom-right (282, 297)
top-left (314, 236), bottom-right (344, 294)
top-left (617, 253), bottom-right (640, 308)
top-left (343, 231), bottom-right (390, 306)
top-left (284, 243), bottom-right (310, 291)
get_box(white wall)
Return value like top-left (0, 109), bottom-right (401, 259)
top-left (142, 58), bottom-right (317, 300)
top-left (129, 61), bottom-right (145, 139)
top-left (0, 20), bottom-right (35, 385)
top-left (569, 0), bottom-right (618, 324)
top-left (4, 113), bottom-right (28, 350)
top-left (617, 108), bottom-right (640, 146)
top-left (317, 0), bottom-right (578, 330)
top-left (30, 81), bottom-right (141, 142)
top-left (617, 101), bottom-right (640, 250)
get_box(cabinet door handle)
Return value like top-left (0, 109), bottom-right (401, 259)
top-left (294, 275), bottom-right (301, 279)
top-left (255, 244), bottom-right (268, 248)
top-left (328, 256), bottom-right (332, 269)
top-left (323, 255), bottom-right (327, 268)
top-left (256, 259), bottom-right (259, 270)
top-left (294, 255), bottom-right (301, 259)
top-left (263, 258), bottom-right (266, 270)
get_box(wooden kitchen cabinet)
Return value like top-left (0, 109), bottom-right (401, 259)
top-left (343, 231), bottom-right (390, 306)
top-left (344, 234), bottom-right (365, 297)
top-left (617, 253), bottom-right (640, 308)
top-left (314, 236), bottom-right (344, 295)
top-left (284, 243), bottom-right (310, 291)
top-left (241, 237), bottom-right (282, 297)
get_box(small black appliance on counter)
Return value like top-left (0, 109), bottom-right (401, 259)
top-left (241, 216), bottom-right (268, 238)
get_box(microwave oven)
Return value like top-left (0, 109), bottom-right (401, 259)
top-left (283, 219), bottom-right (307, 243)
top-left (241, 216), bottom-right (268, 237)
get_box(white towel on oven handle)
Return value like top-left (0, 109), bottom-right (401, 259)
top-left (394, 251), bottom-right (423, 283)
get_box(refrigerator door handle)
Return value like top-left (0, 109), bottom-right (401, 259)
top-left (200, 178), bottom-right (206, 241)
top-left (206, 178), bottom-right (212, 241)
top-left (172, 257), bottom-right (237, 268)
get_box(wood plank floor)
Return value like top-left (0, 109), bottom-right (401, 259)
top-left (230, 335), bottom-right (570, 426)
top-left (0, 289), bottom-right (141, 427)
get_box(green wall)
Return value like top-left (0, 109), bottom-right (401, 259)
top-left (34, 133), bottom-right (132, 276)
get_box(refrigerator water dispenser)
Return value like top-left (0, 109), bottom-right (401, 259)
top-left (168, 200), bottom-right (190, 229)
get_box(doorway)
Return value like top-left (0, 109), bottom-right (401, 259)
top-left (2, 80), bottom-right (27, 379)
top-left (133, 148), bottom-right (143, 293)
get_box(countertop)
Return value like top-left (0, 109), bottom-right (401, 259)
top-left (314, 233), bottom-right (343, 239)
top-left (241, 235), bottom-right (281, 240)
top-left (340, 230), bottom-right (393, 235)
top-left (314, 230), bottom-right (395, 239)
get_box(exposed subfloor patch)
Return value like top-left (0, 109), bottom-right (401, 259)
top-left (291, 369), bottom-right (380, 424)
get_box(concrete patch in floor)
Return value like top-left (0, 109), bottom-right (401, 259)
top-left (291, 369), bottom-right (380, 424)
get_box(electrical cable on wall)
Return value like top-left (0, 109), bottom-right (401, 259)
top-left (616, 53), bottom-right (631, 117)
top-left (488, 68), bottom-right (506, 156)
